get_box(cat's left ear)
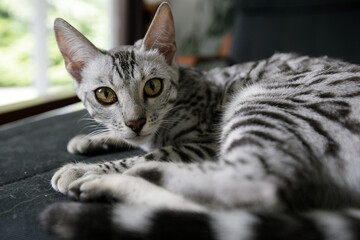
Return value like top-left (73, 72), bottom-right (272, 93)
top-left (54, 18), bottom-right (101, 83)
top-left (143, 2), bottom-right (176, 65)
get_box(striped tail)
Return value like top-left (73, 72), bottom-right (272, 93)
top-left (40, 202), bottom-right (360, 240)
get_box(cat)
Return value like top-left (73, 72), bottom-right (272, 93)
top-left (41, 2), bottom-right (360, 240)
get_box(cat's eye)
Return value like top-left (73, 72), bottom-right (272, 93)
top-left (144, 78), bottom-right (163, 98)
top-left (95, 87), bottom-right (118, 105)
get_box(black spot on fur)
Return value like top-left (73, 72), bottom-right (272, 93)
top-left (223, 118), bottom-right (280, 141)
top-left (239, 159), bottom-right (248, 164)
top-left (222, 71), bottom-right (230, 78)
top-left (247, 130), bottom-right (282, 144)
top-left (149, 210), bottom-right (216, 240)
top-left (199, 145), bottom-right (217, 157)
top-left (119, 161), bottom-right (128, 169)
top-left (246, 175), bottom-right (253, 180)
top-left (318, 92), bottom-right (335, 98)
top-left (253, 213), bottom-right (323, 240)
top-left (306, 101), bottom-right (360, 134)
top-left (307, 77), bottom-right (327, 86)
top-left (40, 202), bottom-right (116, 240)
top-left (340, 91), bottom-right (360, 98)
top-left (135, 168), bottom-right (163, 186)
top-left (266, 83), bottom-right (301, 89)
top-left (290, 112), bottom-right (340, 156)
top-left (256, 100), bottom-right (296, 110)
top-left (183, 145), bottom-right (205, 159)
top-left (241, 110), bottom-right (297, 128)
top-left (226, 137), bottom-right (264, 152)
top-left (172, 147), bottom-right (192, 163)
top-left (145, 153), bottom-right (155, 161)
top-left (344, 213), bottom-right (360, 239)
top-left (328, 76), bottom-right (360, 86)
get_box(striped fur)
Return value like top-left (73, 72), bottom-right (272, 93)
top-left (41, 203), bottom-right (360, 240)
top-left (43, 2), bottom-right (360, 239)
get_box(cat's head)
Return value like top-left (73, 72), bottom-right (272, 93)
top-left (54, 2), bottom-right (178, 146)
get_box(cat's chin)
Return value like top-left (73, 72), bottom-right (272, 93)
top-left (123, 134), bottom-right (152, 145)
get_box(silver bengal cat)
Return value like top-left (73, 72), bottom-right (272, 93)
top-left (41, 2), bottom-right (360, 240)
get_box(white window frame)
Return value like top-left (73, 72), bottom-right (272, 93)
top-left (31, 0), bottom-right (121, 97)
top-left (33, 0), bottom-right (48, 96)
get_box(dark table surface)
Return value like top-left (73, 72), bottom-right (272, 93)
top-left (0, 110), bottom-right (143, 240)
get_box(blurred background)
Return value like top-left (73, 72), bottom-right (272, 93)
top-left (0, 0), bottom-right (360, 124)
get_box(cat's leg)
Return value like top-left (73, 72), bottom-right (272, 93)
top-left (65, 173), bottom-right (204, 211)
top-left (67, 131), bottom-right (131, 154)
top-left (58, 151), bottom-right (282, 210)
top-left (52, 143), bottom-right (216, 194)
top-left (124, 157), bottom-right (283, 210)
top-left (55, 146), bottom-right (285, 210)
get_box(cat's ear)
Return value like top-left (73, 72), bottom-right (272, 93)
top-left (54, 18), bottom-right (100, 83)
top-left (143, 2), bottom-right (176, 65)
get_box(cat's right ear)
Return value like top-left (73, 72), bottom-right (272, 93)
top-left (142, 2), bottom-right (176, 65)
top-left (54, 18), bottom-right (100, 83)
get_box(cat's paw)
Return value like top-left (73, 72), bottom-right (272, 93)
top-left (66, 174), bottom-right (132, 203)
top-left (51, 163), bottom-right (105, 194)
top-left (66, 173), bottom-right (203, 210)
top-left (66, 174), bottom-right (159, 204)
top-left (67, 134), bottom-right (109, 155)
top-left (67, 134), bottom-right (130, 155)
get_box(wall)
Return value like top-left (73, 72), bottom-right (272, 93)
top-left (167, 0), bottom-right (234, 56)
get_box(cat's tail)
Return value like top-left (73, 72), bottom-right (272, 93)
top-left (40, 202), bottom-right (360, 240)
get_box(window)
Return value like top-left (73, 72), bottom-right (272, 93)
top-left (0, 0), bottom-right (110, 107)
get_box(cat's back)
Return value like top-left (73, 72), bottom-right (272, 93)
top-left (230, 53), bottom-right (360, 115)
top-left (207, 53), bottom-right (360, 86)
top-left (218, 53), bottom-right (360, 191)
top-left (207, 53), bottom-right (360, 110)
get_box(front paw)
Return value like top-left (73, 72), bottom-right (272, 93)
top-left (51, 163), bottom-right (104, 194)
top-left (66, 174), bottom-right (148, 204)
top-left (67, 134), bottom-right (109, 155)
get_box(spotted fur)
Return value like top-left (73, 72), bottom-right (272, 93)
top-left (42, 2), bottom-right (360, 240)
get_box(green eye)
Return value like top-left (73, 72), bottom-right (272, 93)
top-left (144, 78), bottom-right (163, 98)
top-left (95, 87), bottom-right (117, 105)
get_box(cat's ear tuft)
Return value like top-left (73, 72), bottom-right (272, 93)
top-left (54, 18), bottom-right (100, 83)
top-left (143, 2), bottom-right (176, 65)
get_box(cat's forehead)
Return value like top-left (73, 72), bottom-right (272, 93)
top-left (109, 50), bottom-right (137, 80)
top-left (109, 47), bottom-right (163, 64)
top-left (107, 47), bottom-right (168, 78)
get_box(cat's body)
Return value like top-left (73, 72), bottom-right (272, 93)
top-left (41, 3), bottom-right (360, 240)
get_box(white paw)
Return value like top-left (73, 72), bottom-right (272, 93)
top-left (51, 163), bottom-right (104, 194)
top-left (67, 174), bottom-right (204, 211)
top-left (67, 134), bottom-right (110, 154)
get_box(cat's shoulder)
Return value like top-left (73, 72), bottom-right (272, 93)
top-left (178, 65), bottom-right (206, 84)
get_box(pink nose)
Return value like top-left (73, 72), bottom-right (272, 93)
top-left (125, 118), bottom-right (146, 135)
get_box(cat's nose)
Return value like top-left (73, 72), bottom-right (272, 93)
top-left (125, 118), bottom-right (146, 135)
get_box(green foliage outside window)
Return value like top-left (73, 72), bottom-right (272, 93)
top-left (0, 0), bottom-right (108, 87)
top-left (0, 0), bottom-right (32, 86)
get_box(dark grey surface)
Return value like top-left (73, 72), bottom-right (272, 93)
top-left (0, 110), bottom-right (143, 240)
